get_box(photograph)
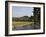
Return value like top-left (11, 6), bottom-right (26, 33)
top-left (12, 6), bottom-right (40, 30)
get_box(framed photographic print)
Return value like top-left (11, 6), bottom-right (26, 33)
top-left (5, 1), bottom-right (45, 36)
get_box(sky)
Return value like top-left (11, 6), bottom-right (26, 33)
top-left (12, 6), bottom-right (34, 17)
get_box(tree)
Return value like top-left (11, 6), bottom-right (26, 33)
top-left (23, 16), bottom-right (29, 18)
top-left (29, 16), bottom-right (34, 21)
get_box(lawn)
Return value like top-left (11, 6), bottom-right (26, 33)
top-left (12, 21), bottom-right (34, 29)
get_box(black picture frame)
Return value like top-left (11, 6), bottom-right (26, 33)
top-left (5, 1), bottom-right (45, 36)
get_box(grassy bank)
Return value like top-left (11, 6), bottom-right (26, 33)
top-left (12, 21), bottom-right (34, 29)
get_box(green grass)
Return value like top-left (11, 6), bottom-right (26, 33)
top-left (12, 21), bottom-right (34, 29)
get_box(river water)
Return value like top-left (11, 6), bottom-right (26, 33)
top-left (13, 24), bottom-right (40, 30)
top-left (13, 25), bottom-right (34, 30)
